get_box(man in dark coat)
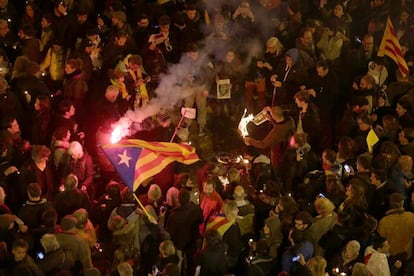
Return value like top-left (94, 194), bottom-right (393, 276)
top-left (166, 188), bottom-right (203, 276)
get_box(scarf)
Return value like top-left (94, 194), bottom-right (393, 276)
top-left (111, 78), bottom-right (129, 99)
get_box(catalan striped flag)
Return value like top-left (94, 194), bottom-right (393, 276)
top-left (102, 139), bottom-right (199, 191)
top-left (378, 17), bottom-right (409, 77)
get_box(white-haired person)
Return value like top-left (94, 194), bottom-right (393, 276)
top-left (38, 233), bottom-right (75, 274)
top-left (58, 141), bottom-right (95, 199)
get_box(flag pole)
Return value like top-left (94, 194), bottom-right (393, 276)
top-left (170, 110), bottom-right (187, 142)
top-left (132, 193), bottom-right (155, 222)
top-left (271, 86), bottom-right (277, 108)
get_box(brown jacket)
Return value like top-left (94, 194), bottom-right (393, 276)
top-left (378, 208), bottom-right (414, 259)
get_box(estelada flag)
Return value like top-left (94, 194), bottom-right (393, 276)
top-left (102, 139), bottom-right (199, 191)
top-left (378, 17), bottom-right (409, 77)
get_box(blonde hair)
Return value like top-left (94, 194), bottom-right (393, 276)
top-left (117, 262), bottom-right (133, 276)
top-left (40, 234), bottom-right (60, 253)
top-left (307, 256), bottom-right (327, 276)
top-left (266, 36), bottom-right (284, 55)
top-left (73, 208), bottom-right (88, 229)
top-left (223, 200), bottom-right (238, 220)
top-left (159, 240), bottom-right (176, 257)
top-left (315, 197), bottom-right (335, 216)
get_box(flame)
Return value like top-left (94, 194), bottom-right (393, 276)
top-left (110, 117), bottom-right (132, 144)
top-left (110, 126), bottom-right (123, 144)
top-left (238, 109), bottom-right (254, 137)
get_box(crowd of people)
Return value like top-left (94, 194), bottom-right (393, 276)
top-left (0, 0), bottom-right (414, 275)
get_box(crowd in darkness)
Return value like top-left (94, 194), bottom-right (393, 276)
top-left (1, 0), bottom-right (414, 275)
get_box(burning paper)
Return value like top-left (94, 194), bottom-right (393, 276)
top-left (238, 109), bottom-right (254, 137)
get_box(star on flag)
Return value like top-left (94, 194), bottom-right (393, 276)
top-left (118, 150), bottom-right (132, 167)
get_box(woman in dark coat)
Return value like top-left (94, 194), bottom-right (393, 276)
top-left (30, 95), bottom-right (52, 145)
top-left (63, 57), bottom-right (88, 126)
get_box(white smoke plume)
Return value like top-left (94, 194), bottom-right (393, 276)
top-left (110, 1), bottom-right (285, 142)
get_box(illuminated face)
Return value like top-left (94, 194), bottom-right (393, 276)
top-left (41, 17), bottom-right (50, 29)
top-left (301, 31), bottom-right (313, 47)
top-left (401, 11), bottom-right (410, 22)
top-left (64, 63), bottom-right (75, 74)
top-left (359, 79), bottom-right (369, 89)
top-left (396, 103), bottom-right (406, 117)
top-left (8, 119), bottom-right (20, 134)
top-left (398, 131), bottom-right (406, 144)
top-left (105, 88), bottom-right (119, 103)
top-left (362, 36), bottom-right (374, 52)
top-left (203, 183), bottom-right (214, 195)
top-left (115, 36), bottom-right (127, 47)
top-left (12, 247), bottom-right (27, 262)
top-left (77, 14), bottom-right (88, 24)
top-left (160, 24), bottom-right (170, 34)
top-left (25, 4), bottom-right (34, 18)
top-left (70, 143), bottom-right (84, 160)
top-left (266, 44), bottom-right (277, 54)
top-left (333, 5), bottom-right (344, 18)
top-left (64, 130), bottom-right (71, 142)
top-left (294, 97), bottom-right (303, 108)
top-left (34, 98), bottom-right (40, 111)
top-left (295, 220), bottom-right (307, 231)
top-left (357, 119), bottom-right (370, 131)
top-left (316, 66), bottom-right (328, 77)
top-left (111, 17), bottom-right (119, 26)
top-left (187, 51), bottom-right (199, 61)
top-left (225, 51), bottom-right (235, 63)
top-left (186, 10), bottom-right (197, 20)
top-left (68, 105), bottom-right (75, 117)
top-left (369, 173), bottom-right (379, 185)
top-left (138, 18), bottom-right (149, 28)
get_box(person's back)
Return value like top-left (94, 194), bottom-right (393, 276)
top-left (166, 189), bottom-right (203, 250)
top-left (378, 193), bottom-right (414, 260)
top-left (54, 174), bottom-right (91, 220)
top-left (55, 215), bottom-right (92, 272)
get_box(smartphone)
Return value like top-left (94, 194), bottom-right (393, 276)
top-left (37, 252), bottom-right (45, 260)
top-left (318, 193), bottom-right (325, 198)
top-left (292, 255), bottom-right (300, 262)
top-left (344, 164), bottom-right (351, 173)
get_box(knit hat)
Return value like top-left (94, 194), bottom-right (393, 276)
top-left (111, 11), bottom-right (126, 22)
top-left (61, 215), bottom-right (77, 231)
top-left (285, 48), bottom-right (299, 65)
